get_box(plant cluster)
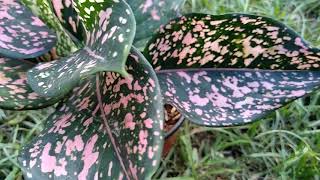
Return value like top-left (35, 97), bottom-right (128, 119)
top-left (0, 0), bottom-right (319, 179)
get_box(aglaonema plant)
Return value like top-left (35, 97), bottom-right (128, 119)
top-left (0, 0), bottom-right (319, 179)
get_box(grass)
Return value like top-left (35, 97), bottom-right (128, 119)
top-left (1, 0), bottom-right (320, 179)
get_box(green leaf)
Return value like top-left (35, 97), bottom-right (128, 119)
top-left (145, 13), bottom-right (320, 70)
top-left (51, 0), bottom-right (184, 45)
top-left (0, 0), bottom-right (56, 59)
top-left (50, 0), bottom-right (86, 42)
top-left (21, 0), bottom-right (78, 58)
top-left (19, 48), bottom-right (164, 179)
top-left (128, 0), bottom-right (185, 45)
top-left (157, 70), bottom-right (320, 126)
top-left (0, 57), bottom-right (60, 110)
top-left (144, 13), bottom-right (320, 126)
top-left (27, 0), bottom-right (136, 97)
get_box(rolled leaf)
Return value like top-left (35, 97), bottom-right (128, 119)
top-left (0, 57), bottom-right (60, 110)
top-left (19, 49), bottom-right (164, 179)
top-left (21, 0), bottom-right (78, 58)
top-left (0, 0), bottom-right (56, 59)
top-left (144, 13), bottom-right (320, 126)
top-left (27, 0), bottom-right (136, 97)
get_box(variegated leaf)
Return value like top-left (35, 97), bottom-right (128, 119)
top-left (50, 0), bottom-right (86, 42)
top-left (19, 49), bottom-right (164, 179)
top-left (144, 13), bottom-right (320, 126)
top-left (0, 57), bottom-right (60, 110)
top-left (157, 70), bottom-right (320, 126)
top-left (146, 13), bottom-right (320, 70)
top-left (51, 0), bottom-right (184, 45)
top-left (0, 0), bottom-right (56, 59)
top-left (27, 0), bottom-right (136, 97)
top-left (127, 0), bottom-right (185, 44)
top-left (21, 0), bottom-right (78, 58)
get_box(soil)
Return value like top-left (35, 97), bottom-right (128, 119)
top-left (163, 104), bottom-right (182, 156)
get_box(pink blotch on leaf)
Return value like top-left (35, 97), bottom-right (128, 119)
top-left (138, 130), bottom-right (148, 155)
top-left (40, 143), bottom-right (67, 176)
top-left (148, 146), bottom-right (154, 159)
top-left (291, 90), bottom-right (306, 97)
top-left (78, 134), bottom-right (99, 180)
top-left (124, 113), bottom-right (136, 130)
top-left (295, 37), bottom-right (307, 49)
top-left (65, 135), bottom-right (84, 156)
top-left (0, 34), bottom-right (12, 42)
top-left (189, 94), bottom-right (209, 106)
top-left (151, 9), bottom-right (160, 20)
top-left (49, 113), bottom-right (72, 134)
top-left (31, 16), bottom-right (45, 26)
top-left (143, 118), bottom-right (153, 129)
top-left (141, 0), bottom-right (153, 13)
top-left (52, 0), bottom-right (64, 21)
top-left (177, 71), bottom-right (191, 83)
top-left (182, 32), bottom-right (197, 46)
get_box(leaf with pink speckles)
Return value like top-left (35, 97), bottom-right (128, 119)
top-left (19, 48), bottom-right (164, 179)
top-left (157, 70), bottom-right (320, 126)
top-left (0, 0), bottom-right (56, 59)
top-left (27, 0), bottom-right (136, 97)
top-left (51, 0), bottom-right (184, 45)
top-left (50, 0), bottom-right (86, 42)
top-left (0, 57), bottom-right (61, 110)
top-left (21, 0), bottom-right (78, 58)
top-left (144, 13), bottom-right (320, 126)
top-left (127, 0), bottom-right (185, 44)
top-left (145, 13), bottom-right (320, 70)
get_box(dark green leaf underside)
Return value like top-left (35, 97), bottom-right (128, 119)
top-left (158, 69), bottom-right (320, 126)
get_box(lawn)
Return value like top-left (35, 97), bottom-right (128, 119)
top-left (1, 0), bottom-right (320, 179)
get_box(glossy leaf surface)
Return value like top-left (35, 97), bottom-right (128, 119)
top-left (0, 0), bottom-right (56, 59)
top-left (145, 13), bottom-right (320, 126)
top-left (0, 57), bottom-right (60, 110)
top-left (146, 13), bottom-right (320, 70)
top-left (19, 49), bottom-right (164, 179)
top-left (28, 0), bottom-right (136, 97)
top-left (21, 0), bottom-right (78, 58)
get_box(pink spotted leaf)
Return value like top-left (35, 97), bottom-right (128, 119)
top-left (144, 13), bottom-right (320, 126)
top-left (0, 57), bottom-right (61, 110)
top-left (0, 0), bottom-right (56, 59)
top-left (50, 0), bottom-right (86, 42)
top-left (19, 48), bottom-right (164, 179)
top-left (157, 70), bottom-right (320, 126)
top-left (27, 0), bottom-right (136, 97)
top-left (51, 0), bottom-right (185, 44)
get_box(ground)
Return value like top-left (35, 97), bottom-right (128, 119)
top-left (1, 0), bottom-right (320, 179)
